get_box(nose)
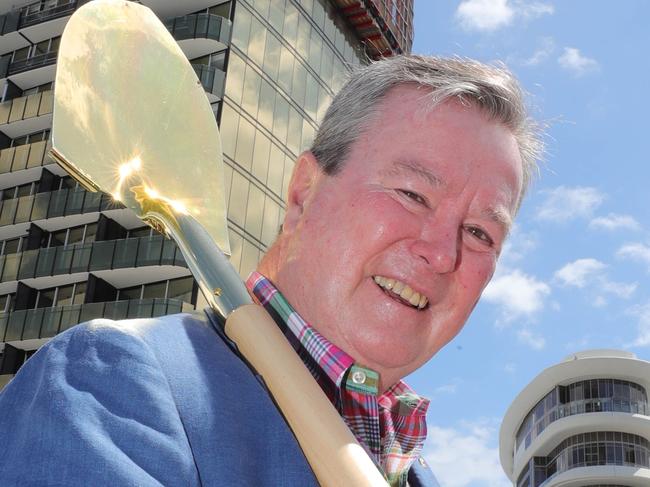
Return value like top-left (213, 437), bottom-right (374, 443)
top-left (410, 220), bottom-right (460, 274)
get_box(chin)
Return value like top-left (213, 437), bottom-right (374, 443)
top-left (353, 337), bottom-right (426, 374)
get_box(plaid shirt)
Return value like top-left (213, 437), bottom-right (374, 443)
top-left (246, 272), bottom-right (429, 487)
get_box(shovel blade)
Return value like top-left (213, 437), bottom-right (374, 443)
top-left (51, 0), bottom-right (231, 255)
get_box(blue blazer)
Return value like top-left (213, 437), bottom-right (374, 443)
top-left (0, 311), bottom-right (440, 486)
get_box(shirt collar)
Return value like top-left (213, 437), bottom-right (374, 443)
top-left (246, 271), bottom-right (353, 388)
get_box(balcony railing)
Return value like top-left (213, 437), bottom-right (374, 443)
top-left (0, 187), bottom-right (121, 227)
top-left (165, 13), bottom-right (231, 46)
top-left (19, 0), bottom-right (79, 30)
top-left (0, 90), bottom-right (53, 126)
top-left (7, 50), bottom-right (58, 76)
top-left (0, 235), bottom-right (187, 283)
top-left (192, 63), bottom-right (226, 100)
top-left (0, 140), bottom-right (52, 174)
top-left (0, 297), bottom-right (194, 342)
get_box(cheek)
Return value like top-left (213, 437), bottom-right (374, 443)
top-left (459, 255), bottom-right (496, 296)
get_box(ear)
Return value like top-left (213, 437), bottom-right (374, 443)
top-left (282, 151), bottom-right (321, 234)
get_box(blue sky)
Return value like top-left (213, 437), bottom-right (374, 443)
top-left (407, 1), bottom-right (650, 485)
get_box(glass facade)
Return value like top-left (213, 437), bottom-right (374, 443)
top-left (515, 379), bottom-right (649, 454)
top-left (0, 298), bottom-right (194, 342)
top-left (221, 0), bottom-right (364, 276)
top-left (517, 432), bottom-right (650, 487)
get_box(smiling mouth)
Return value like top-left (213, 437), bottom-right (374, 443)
top-left (373, 276), bottom-right (429, 310)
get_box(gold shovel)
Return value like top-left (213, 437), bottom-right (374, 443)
top-left (50, 1), bottom-right (388, 485)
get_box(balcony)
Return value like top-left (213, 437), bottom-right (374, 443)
top-left (332, 0), bottom-right (413, 58)
top-left (192, 63), bottom-right (225, 102)
top-left (0, 46), bottom-right (58, 89)
top-left (0, 297), bottom-right (194, 342)
top-left (165, 13), bottom-right (231, 59)
top-left (19, 0), bottom-right (80, 30)
top-left (140, 0), bottom-right (221, 20)
top-left (0, 188), bottom-right (120, 228)
top-left (7, 49), bottom-right (57, 76)
top-left (0, 91), bottom-right (53, 138)
top-left (0, 139), bottom-right (53, 175)
top-left (0, 235), bottom-right (187, 283)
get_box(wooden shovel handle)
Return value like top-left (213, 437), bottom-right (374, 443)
top-left (225, 304), bottom-right (389, 487)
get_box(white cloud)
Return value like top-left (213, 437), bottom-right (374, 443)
top-left (626, 302), bottom-right (650, 347)
top-left (517, 329), bottom-right (546, 350)
top-left (434, 379), bottom-right (461, 395)
top-left (456, 0), bottom-right (553, 32)
top-left (600, 280), bottom-right (637, 299)
top-left (554, 258), bottom-right (606, 288)
top-left (524, 37), bottom-right (555, 66)
top-left (590, 213), bottom-right (640, 231)
top-left (520, 2), bottom-right (555, 19)
top-left (554, 258), bottom-right (636, 300)
top-left (482, 269), bottom-right (550, 324)
top-left (504, 362), bottom-right (516, 374)
top-left (617, 243), bottom-right (650, 270)
top-left (558, 47), bottom-right (600, 76)
top-left (424, 420), bottom-right (510, 487)
top-left (499, 227), bottom-right (538, 265)
top-left (593, 296), bottom-right (607, 308)
top-left (536, 186), bottom-right (604, 222)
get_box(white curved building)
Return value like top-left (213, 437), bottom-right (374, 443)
top-left (500, 350), bottom-right (650, 487)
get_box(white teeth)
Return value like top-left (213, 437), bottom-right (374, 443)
top-left (393, 280), bottom-right (405, 294)
top-left (373, 276), bottom-right (428, 309)
top-left (400, 286), bottom-right (413, 300)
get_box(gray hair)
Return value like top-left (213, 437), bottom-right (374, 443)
top-left (310, 55), bottom-right (543, 209)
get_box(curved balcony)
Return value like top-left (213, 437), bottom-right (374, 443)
top-left (527, 432), bottom-right (650, 487)
top-left (0, 235), bottom-right (187, 284)
top-left (0, 297), bottom-right (194, 342)
top-left (165, 13), bottom-right (231, 59)
top-left (0, 187), bottom-right (120, 228)
top-left (192, 63), bottom-right (225, 102)
top-left (515, 379), bottom-right (649, 457)
top-left (0, 139), bottom-right (52, 175)
top-left (0, 90), bottom-right (52, 138)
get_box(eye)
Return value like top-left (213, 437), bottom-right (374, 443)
top-left (464, 225), bottom-right (494, 247)
top-left (397, 189), bottom-right (427, 206)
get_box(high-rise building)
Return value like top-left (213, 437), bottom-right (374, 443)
top-left (500, 350), bottom-right (650, 487)
top-left (0, 0), bottom-right (413, 390)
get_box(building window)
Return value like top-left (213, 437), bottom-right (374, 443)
top-left (22, 81), bottom-right (54, 97)
top-left (34, 282), bottom-right (86, 309)
top-left (0, 293), bottom-right (15, 313)
top-left (46, 222), bottom-right (98, 248)
top-left (117, 276), bottom-right (195, 303)
top-left (11, 129), bottom-right (50, 148)
top-left (1, 236), bottom-right (24, 255)
top-left (1, 182), bottom-right (39, 200)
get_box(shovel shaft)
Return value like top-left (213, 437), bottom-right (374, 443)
top-left (159, 213), bottom-right (388, 486)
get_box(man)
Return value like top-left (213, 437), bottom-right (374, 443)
top-left (0, 55), bottom-right (540, 486)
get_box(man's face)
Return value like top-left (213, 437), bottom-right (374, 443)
top-left (274, 86), bottom-right (523, 388)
